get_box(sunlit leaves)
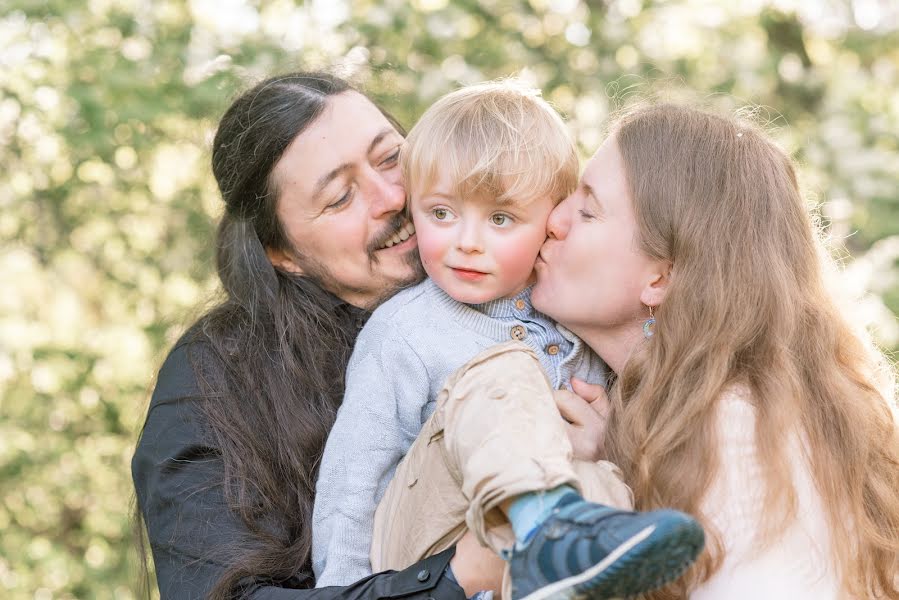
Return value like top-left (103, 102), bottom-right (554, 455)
top-left (2, 1), bottom-right (898, 598)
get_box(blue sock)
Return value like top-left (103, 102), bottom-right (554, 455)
top-left (507, 485), bottom-right (578, 545)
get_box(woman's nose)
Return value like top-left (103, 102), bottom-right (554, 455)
top-left (546, 196), bottom-right (572, 240)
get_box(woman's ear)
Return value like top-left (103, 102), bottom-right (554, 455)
top-left (639, 260), bottom-right (672, 308)
top-left (265, 247), bottom-right (304, 275)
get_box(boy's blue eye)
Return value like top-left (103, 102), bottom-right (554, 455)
top-left (491, 214), bottom-right (508, 226)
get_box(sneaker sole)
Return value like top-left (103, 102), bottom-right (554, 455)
top-left (519, 514), bottom-right (704, 600)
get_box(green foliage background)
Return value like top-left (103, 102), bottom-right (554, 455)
top-left (2, 0), bottom-right (898, 597)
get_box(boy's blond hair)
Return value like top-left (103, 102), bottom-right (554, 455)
top-left (401, 80), bottom-right (578, 206)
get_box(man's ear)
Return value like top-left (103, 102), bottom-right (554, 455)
top-left (265, 246), bottom-right (304, 275)
top-left (639, 260), bottom-right (672, 308)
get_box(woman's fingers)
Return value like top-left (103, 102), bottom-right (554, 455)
top-left (571, 377), bottom-right (610, 420)
top-left (553, 388), bottom-right (591, 425)
top-left (554, 388), bottom-right (606, 462)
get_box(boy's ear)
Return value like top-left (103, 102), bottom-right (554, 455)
top-left (265, 246), bottom-right (304, 275)
top-left (639, 260), bottom-right (672, 308)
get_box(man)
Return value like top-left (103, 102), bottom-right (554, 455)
top-left (133, 72), bottom-right (459, 600)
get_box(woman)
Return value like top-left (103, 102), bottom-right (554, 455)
top-left (532, 103), bottom-right (899, 598)
top-left (132, 71), bottom-right (473, 599)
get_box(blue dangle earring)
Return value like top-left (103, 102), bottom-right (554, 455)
top-left (643, 306), bottom-right (655, 338)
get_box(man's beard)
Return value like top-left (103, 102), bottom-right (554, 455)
top-left (292, 213), bottom-right (427, 310)
top-left (363, 211), bottom-right (427, 307)
top-left (368, 248), bottom-right (427, 308)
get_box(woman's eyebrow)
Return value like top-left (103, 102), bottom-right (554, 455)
top-left (368, 127), bottom-right (399, 154)
top-left (582, 182), bottom-right (605, 214)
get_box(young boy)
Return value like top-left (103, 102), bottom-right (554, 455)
top-left (312, 81), bottom-right (703, 600)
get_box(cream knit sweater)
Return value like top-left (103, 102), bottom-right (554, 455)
top-left (692, 386), bottom-right (842, 599)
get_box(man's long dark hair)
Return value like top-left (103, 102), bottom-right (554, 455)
top-left (202, 71), bottom-right (357, 598)
top-left (145, 72), bottom-right (402, 598)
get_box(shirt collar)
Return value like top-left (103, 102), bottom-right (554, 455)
top-left (318, 286), bottom-right (371, 332)
top-left (470, 285), bottom-right (535, 320)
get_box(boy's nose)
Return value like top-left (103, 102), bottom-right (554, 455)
top-left (456, 222), bottom-right (483, 253)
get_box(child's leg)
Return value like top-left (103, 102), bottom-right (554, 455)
top-left (574, 459), bottom-right (634, 510)
top-left (442, 343), bottom-right (703, 600)
top-left (371, 341), bottom-right (583, 571)
top-left (372, 342), bottom-right (703, 600)
top-left (370, 396), bottom-right (469, 573)
top-left (439, 341), bottom-right (587, 549)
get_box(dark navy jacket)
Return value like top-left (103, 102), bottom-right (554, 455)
top-left (132, 330), bottom-right (462, 600)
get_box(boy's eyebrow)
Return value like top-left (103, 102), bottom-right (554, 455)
top-left (494, 195), bottom-right (520, 206)
top-left (424, 190), bottom-right (455, 200)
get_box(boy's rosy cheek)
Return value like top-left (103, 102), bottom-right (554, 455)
top-left (496, 241), bottom-right (540, 278)
top-left (414, 228), bottom-right (444, 263)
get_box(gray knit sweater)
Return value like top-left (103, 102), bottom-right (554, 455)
top-left (311, 278), bottom-right (608, 586)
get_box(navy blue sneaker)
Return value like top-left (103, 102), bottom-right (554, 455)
top-left (507, 493), bottom-right (704, 600)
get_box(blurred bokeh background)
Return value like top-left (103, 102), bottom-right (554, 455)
top-left (2, 0), bottom-right (898, 597)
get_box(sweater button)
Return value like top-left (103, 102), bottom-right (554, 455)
top-left (510, 325), bottom-right (526, 340)
top-left (514, 299), bottom-right (526, 310)
top-left (417, 569), bottom-right (430, 582)
top-left (546, 344), bottom-right (560, 355)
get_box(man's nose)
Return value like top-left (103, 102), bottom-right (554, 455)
top-left (367, 169), bottom-right (406, 218)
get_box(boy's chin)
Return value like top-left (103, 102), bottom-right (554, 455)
top-left (442, 284), bottom-right (496, 305)
top-left (446, 285), bottom-right (525, 306)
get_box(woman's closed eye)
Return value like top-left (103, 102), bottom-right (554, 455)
top-left (578, 209), bottom-right (596, 221)
top-left (380, 148), bottom-right (400, 168)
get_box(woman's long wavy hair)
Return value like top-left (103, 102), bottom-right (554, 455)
top-left (603, 104), bottom-right (899, 598)
top-left (137, 72), bottom-right (405, 598)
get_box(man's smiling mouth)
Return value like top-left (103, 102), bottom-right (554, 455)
top-left (378, 219), bottom-right (416, 249)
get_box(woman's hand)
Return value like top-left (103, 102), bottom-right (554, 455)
top-left (554, 378), bottom-right (610, 462)
top-left (448, 530), bottom-right (505, 598)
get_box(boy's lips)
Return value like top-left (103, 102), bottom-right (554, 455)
top-left (450, 267), bottom-right (488, 281)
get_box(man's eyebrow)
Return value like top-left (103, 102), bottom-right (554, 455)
top-left (312, 128), bottom-right (399, 201)
top-left (312, 163), bottom-right (353, 201)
